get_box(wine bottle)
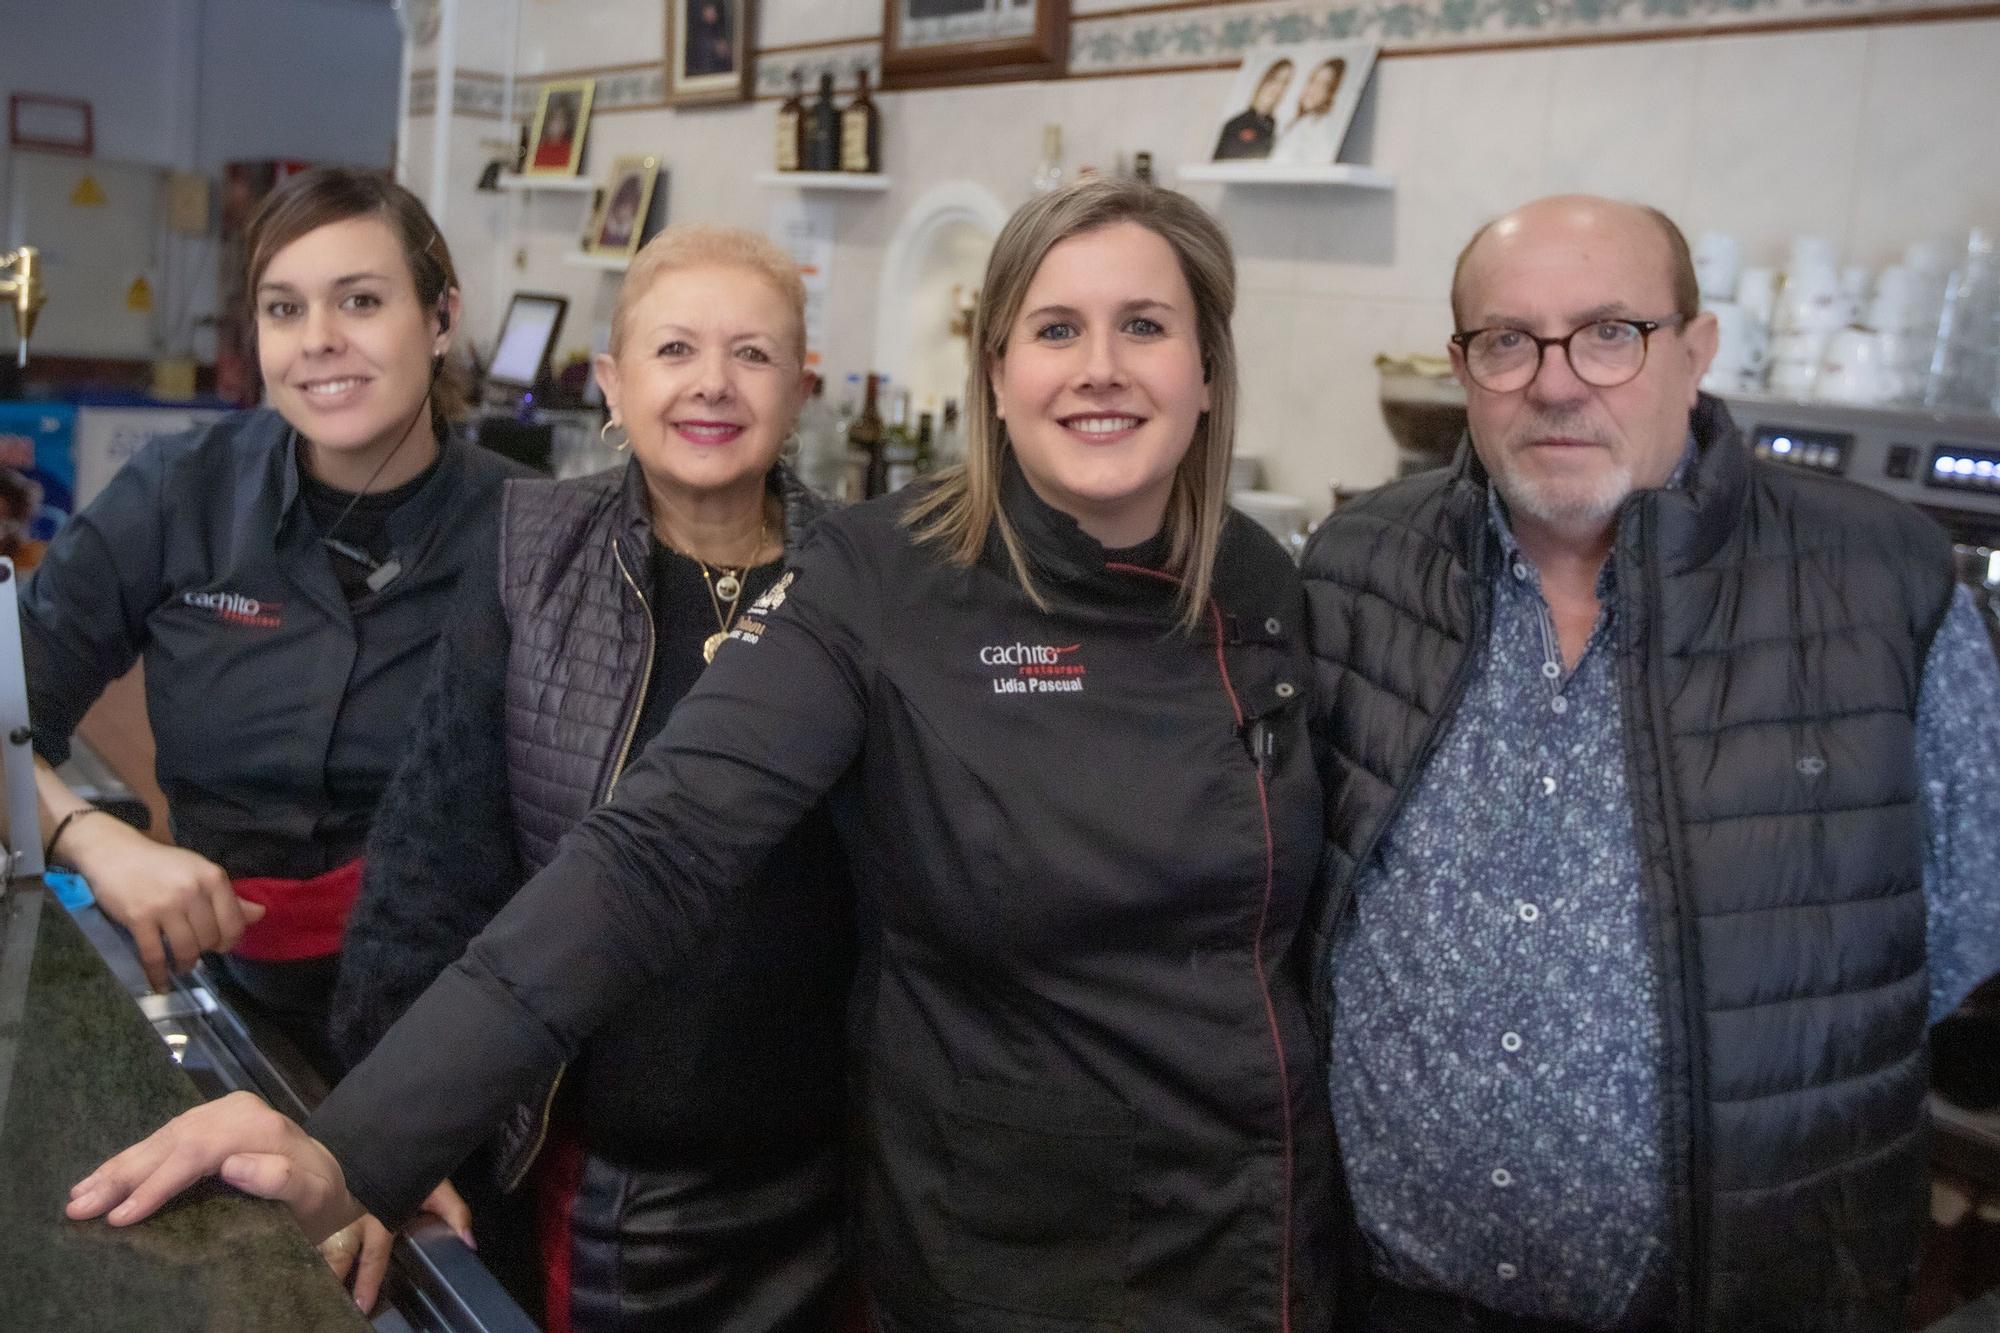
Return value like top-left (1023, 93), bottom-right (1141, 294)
top-left (882, 390), bottom-right (917, 493)
top-left (775, 71), bottom-right (805, 172)
top-left (914, 410), bottom-right (935, 476)
top-left (846, 372), bottom-right (884, 501)
top-left (840, 71), bottom-right (881, 174)
top-left (803, 73), bottom-right (841, 173)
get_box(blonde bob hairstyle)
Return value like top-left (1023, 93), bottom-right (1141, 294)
top-left (608, 222), bottom-right (808, 365)
top-left (905, 178), bottom-right (1240, 633)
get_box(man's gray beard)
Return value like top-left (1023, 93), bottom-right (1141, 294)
top-left (1490, 455), bottom-right (1635, 543)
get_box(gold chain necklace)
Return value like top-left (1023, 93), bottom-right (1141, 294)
top-left (694, 510), bottom-right (770, 663)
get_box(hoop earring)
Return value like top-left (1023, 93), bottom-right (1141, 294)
top-left (601, 419), bottom-right (629, 452)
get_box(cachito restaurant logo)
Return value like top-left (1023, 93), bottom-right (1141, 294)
top-left (979, 641), bottom-right (1085, 694)
top-left (183, 589), bottom-right (283, 629)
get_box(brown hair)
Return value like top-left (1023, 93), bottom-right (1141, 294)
top-left (609, 222), bottom-right (807, 366)
top-left (244, 166), bottom-right (469, 425)
top-left (1450, 199), bottom-right (1701, 329)
top-left (904, 177), bottom-right (1239, 633)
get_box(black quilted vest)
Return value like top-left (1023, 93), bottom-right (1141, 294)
top-left (499, 459), bottom-right (825, 872)
top-left (1300, 395), bottom-right (1955, 1332)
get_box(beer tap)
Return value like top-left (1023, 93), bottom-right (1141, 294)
top-left (0, 247), bottom-right (47, 370)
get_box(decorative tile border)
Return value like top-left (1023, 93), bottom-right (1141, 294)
top-left (753, 42), bottom-right (882, 97)
top-left (1069, 0), bottom-right (1980, 69)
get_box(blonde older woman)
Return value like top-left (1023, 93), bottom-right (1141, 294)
top-left (74, 179), bottom-right (1337, 1332)
top-left (318, 224), bottom-right (853, 1330)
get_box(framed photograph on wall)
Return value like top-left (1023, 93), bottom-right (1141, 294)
top-left (1209, 41), bottom-right (1377, 165)
top-left (9, 95), bottom-right (94, 156)
top-left (668, 0), bottom-right (754, 106)
top-left (881, 0), bottom-right (1068, 91)
top-left (525, 78), bottom-right (595, 176)
top-left (584, 156), bottom-right (663, 260)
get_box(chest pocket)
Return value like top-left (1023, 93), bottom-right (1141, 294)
top-left (937, 1078), bottom-right (1135, 1327)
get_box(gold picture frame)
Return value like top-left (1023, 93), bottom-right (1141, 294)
top-left (584, 156), bottom-right (662, 260)
top-left (524, 78), bottom-right (595, 176)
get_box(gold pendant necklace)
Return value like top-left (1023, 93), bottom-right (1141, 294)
top-left (694, 509), bottom-right (769, 664)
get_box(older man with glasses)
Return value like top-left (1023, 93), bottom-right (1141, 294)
top-left (1300, 195), bottom-right (2000, 1332)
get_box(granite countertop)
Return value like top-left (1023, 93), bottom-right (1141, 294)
top-left (0, 884), bottom-right (367, 1332)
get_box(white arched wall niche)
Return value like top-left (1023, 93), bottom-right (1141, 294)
top-left (872, 181), bottom-right (1010, 414)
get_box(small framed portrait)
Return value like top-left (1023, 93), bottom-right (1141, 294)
top-left (584, 156), bottom-right (663, 260)
top-left (1210, 41), bottom-right (1377, 166)
top-left (881, 0), bottom-right (1067, 90)
top-left (668, 0), bottom-right (754, 106)
top-left (525, 78), bottom-right (594, 177)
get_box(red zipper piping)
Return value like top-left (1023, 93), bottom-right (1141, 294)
top-left (1106, 562), bottom-right (1295, 1333)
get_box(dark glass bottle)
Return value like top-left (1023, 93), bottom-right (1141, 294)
top-left (883, 391), bottom-right (916, 492)
top-left (803, 73), bottom-right (841, 173)
top-left (775, 71), bottom-right (805, 172)
top-left (840, 71), bottom-right (881, 174)
top-left (846, 372), bottom-right (884, 500)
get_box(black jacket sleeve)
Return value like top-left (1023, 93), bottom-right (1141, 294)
top-left (21, 437), bottom-right (170, 763)
top-left (327, 534), bottom-right (523, 1071)
top-left (307, 516), bottom-right (879, 1223)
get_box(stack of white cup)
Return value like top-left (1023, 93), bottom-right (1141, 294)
top-left (1769, 236), bottom-right (1847, 399)
top-left (1696, 232), bottom-right (1770, 395)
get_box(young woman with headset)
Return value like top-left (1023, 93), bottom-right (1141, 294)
top-left (23, 167), bottom-right (527, 1083)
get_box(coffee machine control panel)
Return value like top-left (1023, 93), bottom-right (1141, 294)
top-left (1720, 393), bottom-right (2000, 522)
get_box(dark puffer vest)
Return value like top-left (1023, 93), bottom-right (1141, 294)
top-left (489, 458), bottom-right (834, 1184)
top-left (500, 459), bottom-right (826, 871)
top-left (1300, 395), bottom-right (1955, 1332)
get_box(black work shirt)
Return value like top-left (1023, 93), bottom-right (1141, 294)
top-left (24, 407), bottom-right (528, 880)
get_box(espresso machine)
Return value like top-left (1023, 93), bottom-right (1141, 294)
top-left (1715, 391), bottom-right (2000, 649)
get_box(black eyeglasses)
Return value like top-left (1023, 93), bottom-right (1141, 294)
top-left (1450, 315), bottom-right (1686, 393)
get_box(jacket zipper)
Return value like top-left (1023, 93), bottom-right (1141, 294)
top-left (1211, 618), bottom-right (1296, 1333)
top-left (1310, 585), bottom-right (1490, 1032)
top-left (1618, 507), bottom-right (1711, 1327)
top-left (1106, 562), bottom-right (1295, 1333)
top-left (605, 537), bottom-right (659, 801)
top-left (506, 535), bottom-right (657, 1194)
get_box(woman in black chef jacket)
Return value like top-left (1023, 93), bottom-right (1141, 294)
top-left (25, 167), bottom-right (528, 1077)
top-left (71, 176), bottom-right (1341, 1332)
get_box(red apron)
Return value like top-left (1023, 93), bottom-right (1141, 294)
top-left (231, 858), bottom-right (364, 962)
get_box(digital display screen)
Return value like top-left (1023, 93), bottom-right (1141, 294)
top-left (1926, 443), bottom-right (2000, 493)
top-left (487, 294), bottom-right (567, 389)
top-left (1751, 425), bottom-right (1850, 475)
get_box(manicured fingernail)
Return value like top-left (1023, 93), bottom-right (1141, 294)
top-left (460, 1228), bottom-right (477, 1250)
top-left (70, 1176), bottom-right (95, 1198)
top-left (108, 1202), bottom-right (133, 1225)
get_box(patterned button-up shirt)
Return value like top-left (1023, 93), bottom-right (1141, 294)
top-left (1328, 486), bottom-right (2000, 1330)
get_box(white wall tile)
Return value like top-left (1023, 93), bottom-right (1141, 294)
top-left (760, 0), bottom-right (879, 46)
top-left (1848, 19), bottom-right (2000, 265)
top-left (1683, 29), bottom-right (1867, 263)
top-left (517, 0), bottom-right (665, 74)
top-left (1541, 38), bottom-right (1697, 214)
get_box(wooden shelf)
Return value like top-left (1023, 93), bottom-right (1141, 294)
top-left (1173, 162), bottom-right (1393, 190)
top-left (496, 172), bottom-right (598, 193)
top-left (755, 171), bottom-right (890, 192)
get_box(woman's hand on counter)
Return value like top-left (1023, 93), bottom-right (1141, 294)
top-left (65, 1090), bottom-right (362, 1242)
top-left (319, 1180), bottom-right (473, 1312)
top-left (63, 814), bottom-right (266, 991)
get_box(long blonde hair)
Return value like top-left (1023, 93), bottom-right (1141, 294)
top-left (904, 178), bottom-right (1240, 632)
